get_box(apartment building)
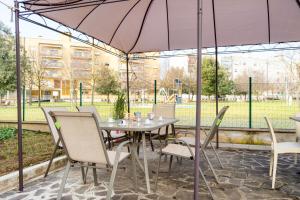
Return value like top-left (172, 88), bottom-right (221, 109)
top-left (23, 34), bottom-right (160, 101)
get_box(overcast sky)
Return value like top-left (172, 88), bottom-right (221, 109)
top-left (0, 0), bottom-right (59, 39)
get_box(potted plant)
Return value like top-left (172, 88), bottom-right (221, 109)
top-left (113, 92), bottom-right (126, 120)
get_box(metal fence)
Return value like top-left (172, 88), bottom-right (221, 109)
top-left (0, 80), bottom-right (299, 130)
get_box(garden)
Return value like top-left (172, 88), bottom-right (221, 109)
top-left (0, 127), bottom-right (62, 175)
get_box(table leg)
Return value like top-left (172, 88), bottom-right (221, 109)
top-left (131, 141), bottom-right (145, 173)
top-left (142, 133), bottom-right (151, 193)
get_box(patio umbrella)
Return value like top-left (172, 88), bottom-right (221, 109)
top-left (21, 0), bottom-right (300, 53)
top-left (14, 0), bottom-right (300, 199)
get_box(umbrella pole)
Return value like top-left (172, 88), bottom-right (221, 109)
top-left (212, 0), bottom-right (219, 148)
top-left (15, 0), bottom-right (24, 192)
top-left (194, 0), bottom-right (203, 199)
top-left (126, 54), bottom-right (130, 113)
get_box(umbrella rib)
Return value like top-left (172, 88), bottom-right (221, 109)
top-left (75, 0), bottom-right (107, 29)
top-left (109, 0), bottom-right (143, 45)
top-left (296, 0), bottom-right (300, 7)
top-left (165, 0), bottom-right (170, 51)
top-left (128, 0), bottom-right (154, 53)
top-left (266, 0), bottom-right (271, 43)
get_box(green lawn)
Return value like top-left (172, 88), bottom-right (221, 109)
top-left (0, 100), bottom-right (299, 129)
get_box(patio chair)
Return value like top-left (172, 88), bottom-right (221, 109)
top-left (145, 104), bottom-right (176, 151)
top-left (41, 107), bottom-right (68, 177)
top-left (50, 111), bottom-right (135, 200)
top-left (155, 138), bottom-right (215, 199)
top-left (265, 117), bottom-right (300, 189)
top-left (76, 106), bottom-right (129, 149)
top-left (178, 106), bottom-right (230, 169)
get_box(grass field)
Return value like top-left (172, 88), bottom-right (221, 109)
top-left (0, 100), bottom-right (299, 129)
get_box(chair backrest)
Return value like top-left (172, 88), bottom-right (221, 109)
top-left (50, 111), bottom-right (110, 165)
top-left (152, 103), bottom-right (175, 118)
top-left (264, 117), bottom-right (277, 149)
top-left (203, 106), bottom-right (229, 148)
top-left (41, 107), bottom-right (68, 145)
top-left (76, 106), bottom-right (101, 122)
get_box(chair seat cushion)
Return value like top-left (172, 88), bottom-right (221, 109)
top-left (162, 143), bottom-right (195, 158)
top-left (103, 131), bottom-right (126, 139)
top-left (110, 131), bottom-right (127, 139)
top-left (276, 142), bottom-right (300, 153)
top-left (107, 150), bottom-right (130, 165)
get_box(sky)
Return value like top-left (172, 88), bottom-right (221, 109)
top-left (0, 0), bottom-right (59, 39)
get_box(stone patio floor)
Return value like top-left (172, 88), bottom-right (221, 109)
top-left (1, 144), bottom-right (300, 200)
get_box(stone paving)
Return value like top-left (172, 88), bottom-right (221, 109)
top-left (1, 144), bottom-right (300, 200)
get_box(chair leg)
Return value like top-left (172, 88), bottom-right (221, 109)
top-left (81, 165), bottom-right (87, 184)
top-left (131, 153), bottom-right (138, 191)
top-left (269, 152), bottom-right (274, 177)
top-left (209, 142), bottom-right (224, 168)
top-left (137, 134), bottom-right (142, 155)
top-left (57, 161), bottom-right (71, 200)
top-left (272, 153), bottom-right (278, 189)
top-left (202, 150), bottom-right (219, 183)
top-left (168, 155), bottom-right (173, 176)
top-left (155, 153), bottom-right (163, 192)
top-left (106, 154), bottom-right (121, 200)
top-left (45, 139), bottom-right (60, 178)
top-left (92, 163), bottom-right (98, 186)
top-left (198, 166), bottom-right (215, 200)
top-left (149, 133), bottom-right (155, 152)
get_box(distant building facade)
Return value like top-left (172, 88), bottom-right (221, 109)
top-left (23, 34), bottom-right (160, 101)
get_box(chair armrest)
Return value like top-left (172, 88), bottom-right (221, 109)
top-left (159, 137), bottom-right (195, 159)
top-left (115, 140), bottom-right (131, 153)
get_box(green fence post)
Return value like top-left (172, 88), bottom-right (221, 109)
top-left (249, 77), bottom-right (252, 128)
top-left (80, 82), bottom-right (83, 107)
top-left (22, 85), bottom-right (25, 121)
top-left (154, 80), bottom-right (157, 104)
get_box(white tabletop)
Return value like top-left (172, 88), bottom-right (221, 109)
top-left (99, 118), bottom-right (178, 132)
top-left (290, 117), bottom-right (300, 122)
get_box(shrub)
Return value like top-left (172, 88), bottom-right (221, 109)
top-left (0, 128), bottom-right (16, 141)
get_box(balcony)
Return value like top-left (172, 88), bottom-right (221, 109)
top-left (41, 59), bottom-right (64, 69)
top-left (72, 70), bottom-right (91, 79)
top-left (71, 61), bottom-right (91, 70)
top-left (40, 49), bottom-right (63, 58)
top-left (43, 70), bottom-right (63, 78)
top-left (71, 51), bottom-right (92, 60)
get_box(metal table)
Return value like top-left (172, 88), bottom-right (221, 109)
top-left (290, 117), bottom-right (300, 122)
top-left (99, 118), bottom-right (178, 193)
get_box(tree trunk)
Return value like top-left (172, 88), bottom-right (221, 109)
top-left (29, 85), bottom-right (32, 106)
top-left (91, 82), bottom-right (95, 105)
top-left (38, 84), bottom-right (41, 107)
top-left (107, 93), bottom-right (110, 103)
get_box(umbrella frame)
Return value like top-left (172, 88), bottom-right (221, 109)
top-left (13, 1), bottom-right (206, 198)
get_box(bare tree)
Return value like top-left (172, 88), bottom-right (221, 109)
top-left (26, 50), bottom-right (47, 107)
top-left (277, 52), bottom-right (300, 104)
top-left (90, 65), bottom-right (101, 105)
top-left (161, 67), bottom-right (184, 95)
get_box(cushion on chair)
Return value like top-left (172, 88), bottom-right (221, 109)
top-left (162, 143), bottom-right (195, 159)
top-left (276, 142), bottom-right (300, 154)
top-left (107, 151), bottom-right (130, 165)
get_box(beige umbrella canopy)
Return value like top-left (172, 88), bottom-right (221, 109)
top-left (22, 0), bottom-right (300, 54)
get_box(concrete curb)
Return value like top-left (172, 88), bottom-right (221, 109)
top-left (0, 156), bottom-right (67, 193)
